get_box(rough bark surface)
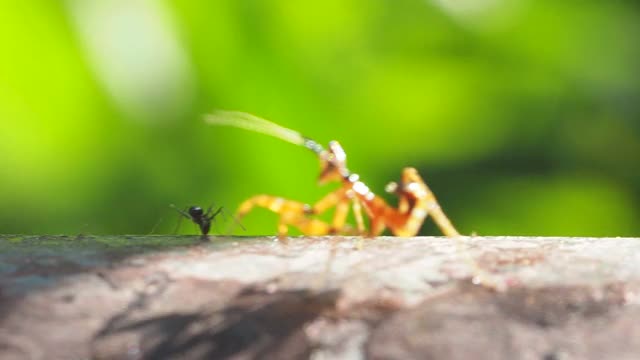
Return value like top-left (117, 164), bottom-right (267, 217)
top-left (1, 235), bottom-right (640, 359)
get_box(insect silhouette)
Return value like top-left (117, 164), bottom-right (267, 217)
top-left (205, 111), bottom-right (460, 239)
top-left (171, 204), bottom-right (245, 238)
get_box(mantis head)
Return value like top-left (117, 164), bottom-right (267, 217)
top-left (318, 141), bottom-right (349, 185)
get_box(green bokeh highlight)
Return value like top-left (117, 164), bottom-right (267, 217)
top-left (1, 0), bottom-right (638, 236)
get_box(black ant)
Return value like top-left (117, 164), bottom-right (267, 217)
top-left (171, 204), bottom-right (246, 239)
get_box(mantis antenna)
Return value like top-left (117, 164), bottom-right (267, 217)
top-left (204, 110), bottom-right (324, 155)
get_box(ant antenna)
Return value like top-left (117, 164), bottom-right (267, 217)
top-left (169, 204), bottom-right (189, 234)
top-left (215, 205), bottom-right (246, 231)
top-left (207, 204), bottom-right (224, 234)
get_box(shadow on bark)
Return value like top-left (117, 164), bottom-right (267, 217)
top-left (92, 287), bottom-right (341, 359)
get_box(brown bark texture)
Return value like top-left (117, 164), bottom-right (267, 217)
top-left (1, 235), bottom-right (640, 359)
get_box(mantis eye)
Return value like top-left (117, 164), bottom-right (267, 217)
top-left (328, 141), bottom-right (346, 162)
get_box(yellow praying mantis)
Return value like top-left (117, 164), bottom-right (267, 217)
top-left (205, 111), bottom-right (460, 239)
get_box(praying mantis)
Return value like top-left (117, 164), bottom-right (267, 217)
top-left (205, 111), bottom-right (460, 239)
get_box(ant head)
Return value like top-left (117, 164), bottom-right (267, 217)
top-left (318, 141), bottom-right (349, 184)
top-left (188, 206), bottom-right (204, 217)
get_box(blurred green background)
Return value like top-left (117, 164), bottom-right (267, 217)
top-left (1, 0), bottom-right (639, 237)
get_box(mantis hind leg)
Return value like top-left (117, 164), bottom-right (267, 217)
top-left (398, 167), bottom-right (460, 237)
top-left (237, 195), bottom-right (307, 217)
top-left (236, 194), bottom-right (334, 238)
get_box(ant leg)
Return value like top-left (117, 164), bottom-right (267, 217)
top-left (218, 207), bottom-right (246, 235)
top-left (147, 217), bottom-right (163, 235)
top-left (169, 205), bottom-right (190, 234)
top-left (211, 217), bottom-right (221, 235)
top-left (173, 215), bottom-right (184, 235)
top-left (202, 204), bottom-right (223, 234)
top-left (170, 204), bottom-right (192, 219)
top-left (209, 205), bottom-right (223, 219)
top-left (208, 206), bottom-right (223, 220)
